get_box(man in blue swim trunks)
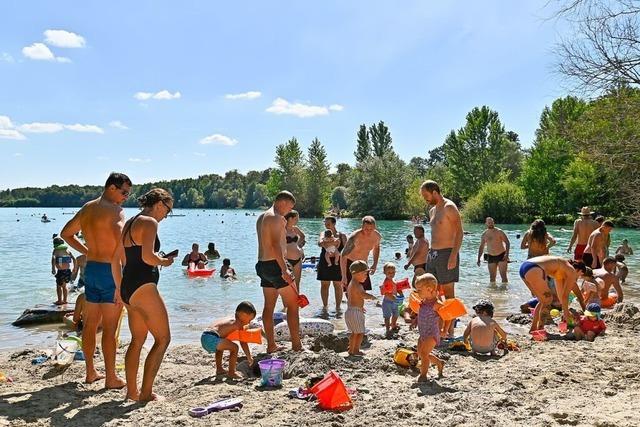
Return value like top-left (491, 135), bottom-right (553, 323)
top-left (61, 172), bottom-right (132, 388)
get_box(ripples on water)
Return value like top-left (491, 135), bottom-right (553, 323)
top-left (1, 208), bottom-right (638, 350)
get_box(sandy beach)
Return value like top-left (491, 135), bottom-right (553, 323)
top-left (1, 303), bottom-right (639, 427)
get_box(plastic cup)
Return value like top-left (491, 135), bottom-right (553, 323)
top-left (558, 321), bottom-right (568, 333)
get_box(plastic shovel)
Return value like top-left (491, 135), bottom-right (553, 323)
top-left (188, 398), bottom-right (243, 417)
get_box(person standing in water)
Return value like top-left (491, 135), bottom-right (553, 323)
top-left (404, 225), bottom-right (429, 271)
top-left (477, 217), bottom-right (511, 283)
top-left (420, 180), bottom-right (463, 336)
top-left (111, 188), bottom-right (176, 401)
top-left (566, 207), bottom-right (599, 261)
top-left (60, 172), bottom-right (131, 388)
top-left (51, 237), bottom-right (76, 305)
top-left (317, 216), bottom-right (348, 314)
top-left (255, 191), bottom-right (301, 352)
top-left (340, 216), bottom-right (382, 291)
top-left (521, 219), bottom-right (556, 259)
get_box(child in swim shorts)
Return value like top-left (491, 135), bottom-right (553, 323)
top-left (201, 301), bottom-right (257, 378)
top-left (51, 237), bottom-right (75, 305)
top-left (380, 262), bottom-right (400, 336)
top-left (412, 273), bottom-right (444, 382)
top-left (345, 260), bottom-right (377, 356)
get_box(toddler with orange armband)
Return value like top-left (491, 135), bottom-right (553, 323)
top-left (201, 301), bottom-right (257, 379)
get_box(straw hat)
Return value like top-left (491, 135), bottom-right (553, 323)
top-left (578, 206), bottom-right (595, 216)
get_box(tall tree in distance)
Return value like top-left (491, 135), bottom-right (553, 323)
top-left (267, 137), bottom-right (307, 205)
top-left (369, 120), bottom-right (393, 157)
top-left (305, 138), bottom-right (331, 217)
top-left (354, 124), bottom-right (371, 163)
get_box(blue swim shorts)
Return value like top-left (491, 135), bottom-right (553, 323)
top-left (382, 298), bottom-right (399, 319)
top-left (84, 261), bottom-right (116, 304)
top-left (201, 331), bottom-right (222, 353)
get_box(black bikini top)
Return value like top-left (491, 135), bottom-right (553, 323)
top-left (286, 235), bottom-right (299, 244)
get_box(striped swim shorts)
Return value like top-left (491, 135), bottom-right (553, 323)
top-left (345, 306), bottom-right (365, 334)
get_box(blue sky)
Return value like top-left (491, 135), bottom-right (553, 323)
top-left (0, 1), bottom-right (567, 188)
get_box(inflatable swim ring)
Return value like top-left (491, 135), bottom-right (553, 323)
top-left (186, 268), bottom-right (215, 277)
top-left (274, 317), bottom-right (334, 342)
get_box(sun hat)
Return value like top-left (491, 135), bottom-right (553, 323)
top-left (349, 260), bottom-right (369, 274)
top-left (584, 302), bottom-right (602, 318)
top-left (579, 206), bottom-right (595, 216)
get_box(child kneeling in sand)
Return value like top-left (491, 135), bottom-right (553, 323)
top-left (463, 299), bottom-right (507, 355)
top-left (412, 273), bottom-right (444, 382)
top-left (201, 301), bottom-right (257, 378)
top-left (574, 303), bottom-right (606, 342)
top-left (345, 260), bottom-right (377, 356)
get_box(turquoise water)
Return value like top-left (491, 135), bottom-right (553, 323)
top-left (1, 207), bottom-right (639, 350)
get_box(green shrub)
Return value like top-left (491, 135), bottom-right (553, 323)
top-left (462, 181), bottom-right (527, 223)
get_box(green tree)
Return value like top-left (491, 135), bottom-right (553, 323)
top-left (536, 96), bottom-right (587, 141)
top-left (560, 152), bottom-right (599, 211)
top-left (330, 186), bottom-right (348, 210)
top-left (304, 138), bottom-right (331, 217)
top-left (354, 124), bottom-right (370, 162)
top-left (334, 163), bottom-right (352, 187)
top-left (271, 137), bottom-right (307, 204)
top-left (462, 180), bottom-right (528, 223)
top-left (443, 106), bottom-right (518, 199)
top-left (369, 120), bottom-right (393, 158)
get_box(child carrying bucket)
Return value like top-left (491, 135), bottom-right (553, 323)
top-left (345, 260), bottom-right (377, 356)
top-left (411, 273), bottom-right (445, 382)
top-left (201, 301), bottom-right (257, 379)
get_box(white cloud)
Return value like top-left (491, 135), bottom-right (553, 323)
top-left (0, 129), bottom-right (26, 140)
top-left (193, 152), bottom-right (206, 157)
top-left (64, 124), bottom-right (104, 133)
top-left (199, 134), bottom-right (238, 146)
top-left (225, 91), bottom-right (262, 100)
top-left (0, 116), bottom-right (14, 129)
top-left (109, 120), bottom-right (129, 130)
top-left (21, 43), bottom-right (70, 62)
top-left (128, 157), bottom-right (151, 163)
top-left (134, 90), bottom-right (181, 101)
top-left (1, 52), bottom-right (15, 63)
top-left (19, 122), bottom-right (65, 133)
top-left (266, 98), bottom-right (343, 118)
top-left (44, 30), bottom-right (86, 48)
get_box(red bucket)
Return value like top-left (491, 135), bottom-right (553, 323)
top-left (309, 371), bottom-right (352, 410)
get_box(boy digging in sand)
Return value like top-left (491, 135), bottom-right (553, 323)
top-left (463, 299), bottom-right (507, 355)
top-left (412, 273), bottom-right (445, 382)
top-left (345, 260), bottom-right (377, 356)
top-left (201, 301), bottom-right (257, 378)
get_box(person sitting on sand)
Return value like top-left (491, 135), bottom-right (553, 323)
top-left (345, 260), bottom-right (377, 356)
top-left (205, 242), bottom-right (220, 260)
top-left (71, 292), bottom-right (87, 333)
top-left (220, 258), bottom-right (237, 279)
top-left (463, 299), bottom-right (507, 355)
top-left (51, 237), bottom-right (76, 305)
top-left (182, 243), bottom-right (207, 268)
top-left (519, 256), bottom-right (587, 333)
top-left (594, 257), bottom-right (624, 307)
top-left (201, 301), bottom-right (257, 379)
top-left (573, 303), bottom-right (606, 342)
top-left (380, 262), bottom-right (400, 337)
top-left (411, 273), bottom-right (445, 382)
top-left (614, 254), bottom-right (629, 284)
top-left (615, 239), bottom-right (633, 256)
top-left (581, 268), bottom-right (604, 306)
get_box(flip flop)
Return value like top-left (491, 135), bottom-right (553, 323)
top-left (188, 398), bottom-right (243, 417)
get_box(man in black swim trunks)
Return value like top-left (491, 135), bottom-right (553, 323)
top-left (255, 191), bottom-right (301, 353)
top-left (476, 217), bottom-right (511, 283)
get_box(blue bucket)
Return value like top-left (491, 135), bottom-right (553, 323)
top-left (258, 358), bottom-right (285, 387)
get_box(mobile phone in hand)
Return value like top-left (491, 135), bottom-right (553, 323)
top-left (165, 249), bottom-right (179, 258)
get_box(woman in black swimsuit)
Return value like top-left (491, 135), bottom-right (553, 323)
top-left (111, 188), bottom-right (175, 401)
top-left (317, 216), bottom-right (347, 314)
top-left (284, 210), bottom-right (306, 292)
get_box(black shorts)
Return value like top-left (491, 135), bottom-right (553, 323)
top-left (484, 252), bottom-right (506, 264)
top-left (255, 260), bottom-right (288, 289)
top-left (426, 248), bottom-right (459, 284)
top-left (582, 253), bottom-right (601, 269)
top-left (55, 269), bottom-right (72, 286)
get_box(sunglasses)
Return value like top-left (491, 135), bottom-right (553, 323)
top-left (115, 186), bottom-right (130, 197)
top-left (161, 200), bottom-right (172, 215)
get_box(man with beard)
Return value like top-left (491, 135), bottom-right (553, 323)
top-left (477, 217), bottom-right (511, 283)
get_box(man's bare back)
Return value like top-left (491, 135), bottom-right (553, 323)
top-left (79, 198), bottom-right (124, 262)
top-left (256, 207), bottom-right (287, 262)
top-left (574, 218), bottom-right (599, 245)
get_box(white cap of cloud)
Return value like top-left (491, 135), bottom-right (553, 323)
top-left (64, 124), bottom-right (104, 133)
top-left (109, 120), bottom-right (129, 130)
top-left (266, 98), bottom-right (343, 118)
top-left (134, 90), bottom-right (181, 101)
top-left (19, 122), bottom-right (65, 133)
top-left (199, 134), bottom-right (238, 146)
top-left (21, 43), bottom-right (70, 62)
top-left (1, 52), bottom-right (15, 63)
top-left (0, 129), bottom-right (26, 140)
top-left (225, 91), bottom-right (262, 100)
top-left (44, 30), bottom-right (86, 48)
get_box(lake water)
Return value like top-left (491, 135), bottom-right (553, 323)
top-left (1, 207), bottom-right (639, 351)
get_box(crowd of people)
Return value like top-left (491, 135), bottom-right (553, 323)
top-left (50, 172), bottom-right (633, 398)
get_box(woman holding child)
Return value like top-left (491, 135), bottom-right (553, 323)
top-left (519, 255), bottom-right (587, 333)
top-left (111, 188), bottom-right (176, 401)
top-left (316, 216), bottom-right (348, 313)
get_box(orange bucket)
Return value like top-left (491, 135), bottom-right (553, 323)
top-left (226, 328), bottom-right (262, 344)
top-left (309, 371), bottom-right (352, 410)
top-left (408, 292), bottom-right (422, 314)
top-left (437, 298), bottom-right (467, 321)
